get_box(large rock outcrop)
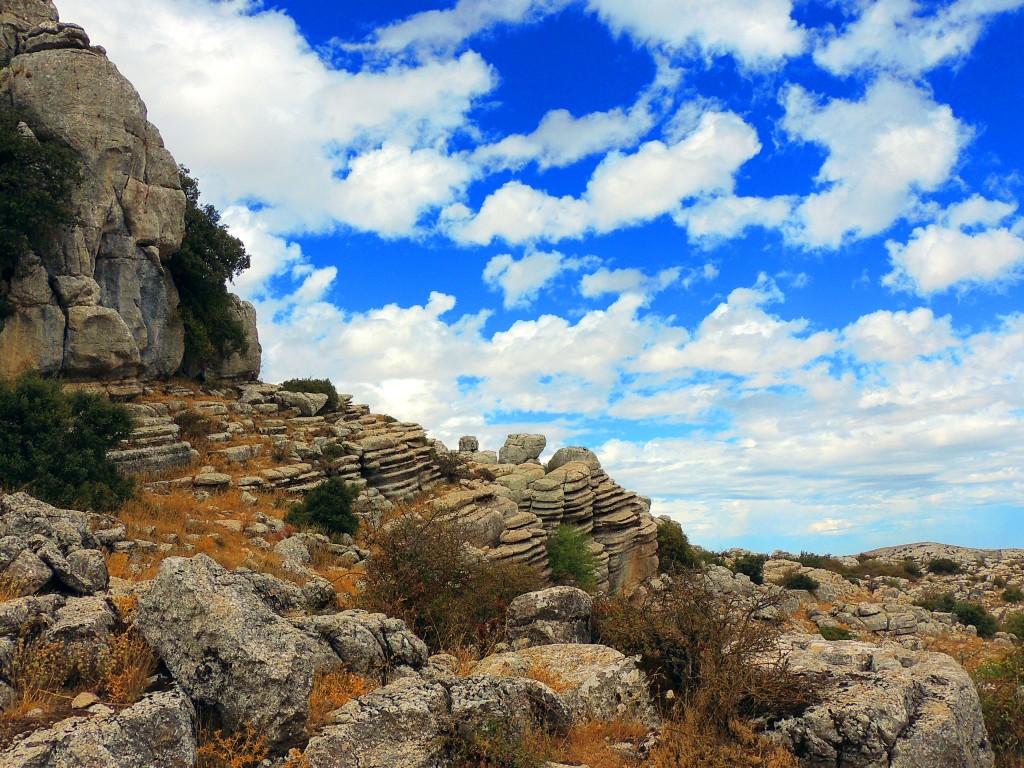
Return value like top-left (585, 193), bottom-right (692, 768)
top-left (0, 0), bottom-right (259, 381)
top-left (767, 634), bottom-right (994, 768)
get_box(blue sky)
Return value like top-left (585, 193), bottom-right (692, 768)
top-left (59, 0), bottom-right (1024, 553)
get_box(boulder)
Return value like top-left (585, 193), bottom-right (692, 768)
top-left (472, 643), bottom-right (659, 729)
top-left (506, 586), bottom-right (593, 646)
top-left (767, 634), bottom-right (994, 768)
top-left (297, 610), bottom-right (429, 678)
top-left (547, 446), bottom-right (601, 471)
top-left (276, 390), bottom-right (329, 417)
top-left (136, 555), bottom-right (337, 747)
top-left (499, 434), bottom-right (547, 465)
top-left (0, 687), bottom-right (196, 768)
top-left (200, 295), bottom-right (262, 382)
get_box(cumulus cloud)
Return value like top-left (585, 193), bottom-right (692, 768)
top-left (586, 0), bottom-right (806, 65)
top-left (59, 0), bottom-right (493, 242)
top-left (579, 266), bottom-right (680, 298)
top-left (842, 308), bottom-right (959, 363)
top-left (782, 78), bottom-right (970, 248)
top-left (483, 250), bottom-right (595, 307)
top-left (815, 0), bottom-right (1024, 77)
top-left (454, 110), bottom-right (761, 244)
top-left (674, 195), bottom-right (793, 239)
top-left (883, 197), bottom-right (1024, 294)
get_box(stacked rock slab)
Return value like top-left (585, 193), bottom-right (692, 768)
top-left (0, 1), bottom-right (259, 381)
top-left (107, 402), bottom-right (196, 475)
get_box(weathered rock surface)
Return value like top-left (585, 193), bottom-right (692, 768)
top-left (499, 433), bottom-right (547, 465)
top-left (0, 687), bottom-right (197, 767)
top-left (136, 554), bottom-right (337, 747)
top-left (472, 643), bottom-right (660, 729)
top-left (506, 586), bottom-right (593, 647)
top-left (296, 610), bottom-right (429, 678)
top-left (767, 634), bottom-right (994, 768)
top-left (0, 1), bottom-right (259, 381)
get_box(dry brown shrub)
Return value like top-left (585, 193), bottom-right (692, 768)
top-left (99, 627), bottom-right (158, 705)
top-left (646, 710), bottom-right (799, 768)
top-left (525, 662), bottom-right (571, 693)
top-left (6, 631), bottom-right (70, 714)
top-left (196, 720), bottom-right (270, 768)
top-left (925, 633), bottom-right (1008, 674)
top-left (306, 665), bottom-right (376, 732)
top-left (551, 720), bottom-right (649, 768)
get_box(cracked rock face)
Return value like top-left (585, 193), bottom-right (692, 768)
top-left (767, 634), bottom-right (994, 768)
top-left (0, 0), bottom-right (259, 381)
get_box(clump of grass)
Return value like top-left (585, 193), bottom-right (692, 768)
top-left (306, 665), bottom-right (375, 733)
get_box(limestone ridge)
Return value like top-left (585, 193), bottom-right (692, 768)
top-left (0, 0), bottom-right (260, 381)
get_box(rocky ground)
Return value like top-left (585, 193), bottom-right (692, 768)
top-left (0, 379), bottom-right (1017, 767)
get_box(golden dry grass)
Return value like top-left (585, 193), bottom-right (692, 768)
top-left (550, 720), bottom-right (650, 768)
top-left (306, 665), bottom-right (376, 733)
top-left (646, 712), bottom-right (799, 768)
top-left (196, 720), bottom-right (269, 768)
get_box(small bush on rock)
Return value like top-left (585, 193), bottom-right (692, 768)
top-left (732, 554), bottom-right (767, 585)
top-left (783, 572), bottom-right (819, 592)
top-left (1002, 586), bottom-right (1023, 604)
top-left (546, 523), bottom-right (597, 590)
top-left (0, 373), bottom-right (134, 510)
top-left (280, 378), bottom-right (340, 412)
top-left (953, 601), bottom-right (998, 639)
top-left (285, 478), bottom-right (360, 537)
top-left (359, 508), bottom-right (542, 652)
top-left (1003, 612), bottom-right (1024, 639)
top-left (974, 647), bottom-right (1024, 764)
top-left (819, 626), bottom-right (854, 641)
top-left (927, 557), bottom-right (961, 575)
top-left (657, 519), bottom-right (699, 573)
top-left (440, 718), bottom-right (551, 768)
top-left (430, 447), bottom-right (471, 484)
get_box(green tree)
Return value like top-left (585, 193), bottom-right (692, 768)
top-left (546, 523), bottom-right (597, 590)
top-left (285, 477), bottom-right (360, 536)
top-left (167, 167), bottom-right (250, 372)
top-left (0, 374), bottom-right (134, 510)
top-left (656, 519), bottom-right (699, 573)
top-left (0, 106), bottom-right (81, 314)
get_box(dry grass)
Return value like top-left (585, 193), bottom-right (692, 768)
top-left (550, 720), bottom-right (650, 768)
top-left (196, 720), bottom-right (269, 768)
top-left (925, 633), bottom-right (1008, 674)
top-left (306, 665), bottom-right (376, 732)
top-left (525, 661), bottom-right (572, 693)
top-left (646, 711), bottom-right (799, 768)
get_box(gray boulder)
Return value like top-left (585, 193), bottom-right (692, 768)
top-left (506, 586), bottom-right (593, 646)
top-left (0, 687), bottom-right (196, 767)
top-left (499, 434), bottom-right (547, 465)
top-left (297, 610), bottom-right (429, 678)
top-left (768, 634), bottom-right (994, 768)
top-left (136, 555), bottom-right (337, 747)
top-left (546, 446), bottom-right (601, 471)
top-left (275, 389), bottom-right (328, 417)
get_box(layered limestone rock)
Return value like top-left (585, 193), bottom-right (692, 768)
top-left (0, 1), bottom-right (259, 381)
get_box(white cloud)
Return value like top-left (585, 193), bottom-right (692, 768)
top-left (586, 0), bottom-right (806, 65)
top-left (884, 223), bottom-right (1024, 294)
top-left (454, 110), bottom-right (761, 244)
top-left (815, 0), bottom-right (1024, 77)
top-left (483, 250), bottom-right (594, 308)
top-left (675, 195), bottom-right (793, 239)
top-left (783, 79), bottom-right (970, 248)
top-left (842, 308), bottom-right (959, 363)
top-left (59, 0), bottom-right (494, 242)
top-left (579, 266), bottom-right (680, 298)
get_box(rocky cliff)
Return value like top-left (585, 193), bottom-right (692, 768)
top-left (0, 0), bottom-right (259, 381)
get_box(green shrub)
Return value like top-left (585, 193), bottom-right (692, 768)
top-left (732, 554), bottom-right (767, 585)
top-left (927, 557), bottom-right (961, 575)
top-left (279, 378), bottom-right (340, 412)
top-left (819, 626), bottom-right (854, 641)
top-left (169, 167), bottom-right (250, 373)
top-left (0, 374), bottom-right (133, 510)
top-left (974, 647), bottom-right (1024, 761)
top-left (1003, 611), bottom-right (1024, 639)
top-left (783, 572), bottom-right (819, 592)
top-left (1002, 586), bottom-right (1024, 604)
top-left (359, 510), bottom-right (542, 652)
top-left (657, 519), bottom-right (699, 573)
top-left (914, 591), bottom-right (957, 613)
top-left (546, 524), bottom-right (597, 591)
top-left (953, 600), bottom-right (998, 639)
top-left (429, 447), bottom-right (471, 484)
top-left (795, 552), bottom-right (846, 572)
top-left (439, 718), bottom-right (551, 768)
top-left (0, 105), bottom-right (81, 291)
top-left (285, 478), bottom-right (360, 536)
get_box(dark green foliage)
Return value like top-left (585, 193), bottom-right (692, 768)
top-left (319, 442), bottom-right (346, 462)
top-left (900, 558), bottom-right (923, 578)
top-left (0, 105), bottom-right (81, 313)
top-left (285, 477), bottom-right (360, 536)
top-left (439, 719), bottom-right (551, 768)
top-left (795, 552), bottom-right (846, 571)
top-left (167, 167), bottom-right (250, 372)
top-left (819, 626), bottom-right (854, 641)
top-left (545, 523), bottom-right (597, 590)
top-left (974, 647), bottom-right (1024, 761)
top-left (927, 557), bottom-right (961, 575)
top-left (359, 511), bottom-right (542, 652)
top-left (732, 554), bottom-right (767, 585)
top-left (783, 572), bottom-right (819, 592)
top-left (1003, 611), bottom-right (1024, 639)
top-left (279, 378), bottom-right (340, 412)
top-left (915, 592), bottom-right (997, 637)
top-left (1002, 586), bottom-right (1023, 603)
top-left (657, 519), bottom-right (699, 573)
top-left (0, 374), bottom-right (133, 510)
